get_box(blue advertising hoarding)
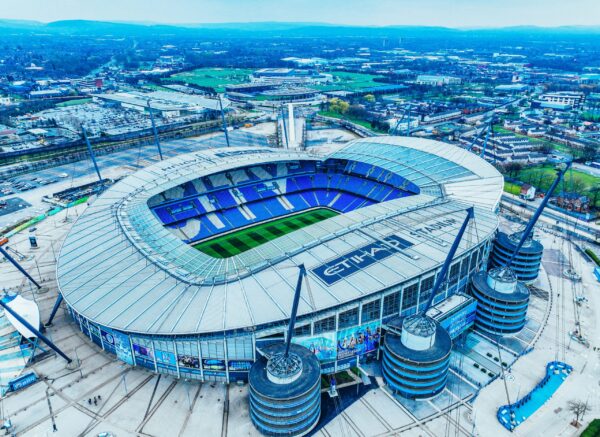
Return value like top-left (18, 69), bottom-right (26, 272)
top-left (113, 331), bottom-right (134, 365)
top-left (155, 349), bottom-right (176, 366)
top-left (337, 321), bottom-right (381, 360)
top-left (438, 300), bottom-right (477, 339)
top-left (292, 332), bottom-right (337, 362)
top-left (8, 372), bottom-right (37, 392)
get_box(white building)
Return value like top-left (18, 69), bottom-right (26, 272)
top-left (415, 75), bottom-right (462, 86)
top-left (538, 92), bottom-right (585, 109)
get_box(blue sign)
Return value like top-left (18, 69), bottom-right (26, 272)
top-left (438, 301), bottom-right (477, 339)
top-left (113, 331), bottom-right (134, 365)
top-left (8, 372), bottom-right (38, 392)
top-left (155, 350), bottom-right (176, 366)
top-left (228, 360), bottom-right (253, 371)
top-left (311, 234), bottom-right (413, 285)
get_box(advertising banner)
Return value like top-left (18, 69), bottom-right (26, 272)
top-left (155, 350), bottom-right (176, 366)
top-left (100, 329), bottom-right (114, 346)
top-left (228, 360), bottom-right (253, 372)
top-left (178, 354), bottom-right (201, 369)
top-left (202, 359), bottom-right (226, 371)
top-left (113, 331), bottom-right (134, 365)
top-left (439, 300), bottom-right (477, 339)
top-left (336, 321), bottom-right (381, 360)
top-left (132, 343), bottom-right (154, 359)
top-left (292, 332), bottom-right (337, 362)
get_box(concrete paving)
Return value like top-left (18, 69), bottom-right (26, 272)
top-left (472, 227), bottom-right (600, 436)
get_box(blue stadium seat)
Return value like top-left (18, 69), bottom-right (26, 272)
top-left (213, 190), bottom-right (238, 209)
top-left (154, 159), bottom-right (418, 244)
top-left (262, 198), bottom-right (288, 216)
top-left (300, 192), bottom-right (318, 208)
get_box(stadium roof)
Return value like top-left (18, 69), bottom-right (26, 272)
top-left (57, 137), bottom-right (503, 336)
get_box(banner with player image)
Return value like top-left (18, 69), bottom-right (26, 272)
top-left (292, 332), bottom-right (337, 362)
top-left (336, 321), bottom-right (381, 360)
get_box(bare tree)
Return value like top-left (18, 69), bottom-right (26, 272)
top-left (567, 399), bottom-right (589, 426)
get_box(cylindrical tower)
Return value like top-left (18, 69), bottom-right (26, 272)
top-left (382, 315), bottom-right (452, 399)
top-left (490, 232), bottom-right (543, 283)
top-left (470, 267), bottom-right (530, 335)
top-left (249, 343), bottom-right (321, 436)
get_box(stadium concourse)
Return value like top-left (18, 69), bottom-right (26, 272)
top-left (55, 136), bottom-right (502, 383)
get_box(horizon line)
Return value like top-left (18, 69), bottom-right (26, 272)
top-left (1, 18), bottom-right (600, 30)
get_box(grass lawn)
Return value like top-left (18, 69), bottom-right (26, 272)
top-left (314, 71), bottom-right (385, 92)
top-left (504, 181), bottom-right (522, 196)
top-left (510, 163), bottom-right (600, 208)
top-left (318, 110), bottom-right (388, 133)
top-left (164, 68), bottom-right (253, 92)
top-left (581, 419), bottom-right (600, 437)
top-left (193, 208), bottom-right (338, 258)
top-left (56, 98), bottom-right (92, 107)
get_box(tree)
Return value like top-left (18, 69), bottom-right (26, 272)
top-left (535, 143), bottom-right (553, 155)
top-left (347, 104), bottom-right (367, 118)
top-left (589, 186), bottom-right (600, 209)
top-left (504, 162), bottom-right (524, 178)
top-left (363, 94), bottom-right (376, 103)
top-left (567, 399), bottom-right (589, 426)
top-left (582, 143), bottom-right (598, 161)
top-left (328, 98), bottom-right (349, 115)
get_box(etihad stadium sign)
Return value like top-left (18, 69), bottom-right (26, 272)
top-left (311, 234), bottom-right (414, 285)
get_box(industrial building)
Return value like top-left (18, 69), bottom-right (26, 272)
top-left (92, 91), bottom-right (227, 118)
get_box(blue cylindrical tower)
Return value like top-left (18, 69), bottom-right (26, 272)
top-left (471, 268), bottom-right (530, 335)
top-left (490, 232), bottom-right (543, 283)
top-left (382, 315), bottom-right (452, 399)
top-left (249, 343), bottom-right (321, 436)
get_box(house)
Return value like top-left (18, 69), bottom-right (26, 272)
top-left (519, 184), bottom-right (536, 200)
top-left (551, 192), bottom-right (590, 212)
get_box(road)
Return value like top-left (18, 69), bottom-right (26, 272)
top-left (501, 194), bottom-right (600, 242)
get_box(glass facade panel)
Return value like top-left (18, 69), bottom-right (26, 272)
top-left (361, 299), bottom-right (381, 323)
top-left (382, 292), bottom-right (400, 317)
top-left (401, 284), bottom-right (419, 311)
top-left (338, 308), bottom-right (359, 329)
top-left (314, 316), bottom-right (335, 334)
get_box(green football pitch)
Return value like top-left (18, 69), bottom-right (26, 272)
top-left (193, 208), bottom-right (339, 258)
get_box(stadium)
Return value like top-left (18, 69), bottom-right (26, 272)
top-left (56, 136), bottom-right (503, 387)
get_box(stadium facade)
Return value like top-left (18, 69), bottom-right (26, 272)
top-left (56, 136), bottom-right (503, 384)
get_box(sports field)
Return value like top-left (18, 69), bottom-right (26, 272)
top-left (314, 72), bottom-right (386, 92)
top-left (193, 208), bottom-right (339, 258)
top-left (164, 68), bottom-right (253, 92)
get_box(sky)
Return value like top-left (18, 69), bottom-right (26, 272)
top-left (1, 0), bottom-right (600, 28)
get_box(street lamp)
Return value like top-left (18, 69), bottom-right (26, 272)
top-left (45, 387), bottom-right (58, 433)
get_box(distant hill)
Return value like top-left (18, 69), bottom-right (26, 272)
top-left (0, 19), bottom-right (599, 38)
